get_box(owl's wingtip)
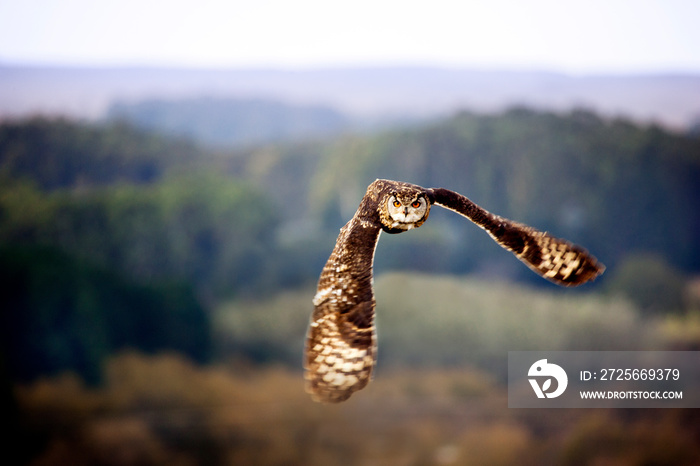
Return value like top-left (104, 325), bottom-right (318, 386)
top-left (557, 256), bottom-right (606, 287)
top-left (304, 379), bottom-right (355, 404)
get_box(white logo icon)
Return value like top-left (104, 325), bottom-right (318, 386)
top-left (528, 359), bottom-right (568, 398)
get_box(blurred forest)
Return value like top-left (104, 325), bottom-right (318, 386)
top-left (3, 107), bottom-right (700, 465)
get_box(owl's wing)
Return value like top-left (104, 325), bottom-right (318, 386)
top-left (304, 218), bottom-right (381, 403)
top-left (430, 188), bottom-right (604, 286)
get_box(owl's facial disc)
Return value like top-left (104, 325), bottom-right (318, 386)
top-left (385, 194), bottom-right (429, 230)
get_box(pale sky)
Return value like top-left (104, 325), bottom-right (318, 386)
top-left (1, 0), bottom-right (699, 74)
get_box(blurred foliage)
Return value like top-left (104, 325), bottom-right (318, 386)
top-left (0, 173), bottom-right (279, 298)
top-left (14, 351), bottom-right (700, 465)
top-left (2, 109), bottom-right (700, 297)
top-left (657, 311), bottom-right (700, 350)
top-left (0, 245), bottom-right (210, 384)
top-left (559, 412), bottom-right (700, 466)
top-left (1, 107), bottom-right (699, 393)
top-left (374, 273), bottom-right (649, 373)
top-left (214, 272), bottom-right (664, 380)
top-left (0, 117), bottom-right (212, 190)
top-left (214, 289), bottom-right (312, 366)
top-left (605, 253), bottom-right (687, 315)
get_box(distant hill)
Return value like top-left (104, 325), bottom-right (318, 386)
top-left (107, 97), bottom-right (353, 147)
top-left (1, 65), bottom-right (699, 130)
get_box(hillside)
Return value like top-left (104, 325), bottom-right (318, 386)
top-left (1, 108), bottom-right (699, 385)
top-left (2, 109), bottom-right (699, 293)
top-left (4, 108), bottom-right (700, 466)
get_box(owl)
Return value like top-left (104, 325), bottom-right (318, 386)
top-left (304, 179), bottom-right (604, 403)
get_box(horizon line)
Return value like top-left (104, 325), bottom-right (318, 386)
top-left (2, 60), bottom-right (700, 78)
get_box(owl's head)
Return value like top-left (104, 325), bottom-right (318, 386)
top-left (380, 188), bottom-right (431, 233)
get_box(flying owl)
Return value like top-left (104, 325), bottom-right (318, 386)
top-left (304, 179), bottom-right (604, 403)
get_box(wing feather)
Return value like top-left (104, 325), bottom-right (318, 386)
top-left (304, 218), bottom-right (381, 403)
top-left (430, 187), bottom-right (605, 286)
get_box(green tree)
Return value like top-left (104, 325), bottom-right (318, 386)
top-left (0, 245), bottom-right (211, 383)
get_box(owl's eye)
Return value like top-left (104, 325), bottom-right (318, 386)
top-left (392, 200), bottom-right (402, 208)
top-left (411, 200), bottom-right (422, 208)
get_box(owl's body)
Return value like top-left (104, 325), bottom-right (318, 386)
top-left (305, 179), bottom-right (604, 403)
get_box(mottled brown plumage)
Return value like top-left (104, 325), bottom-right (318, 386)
top-left (304, 179), bottom-right (604, 403)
